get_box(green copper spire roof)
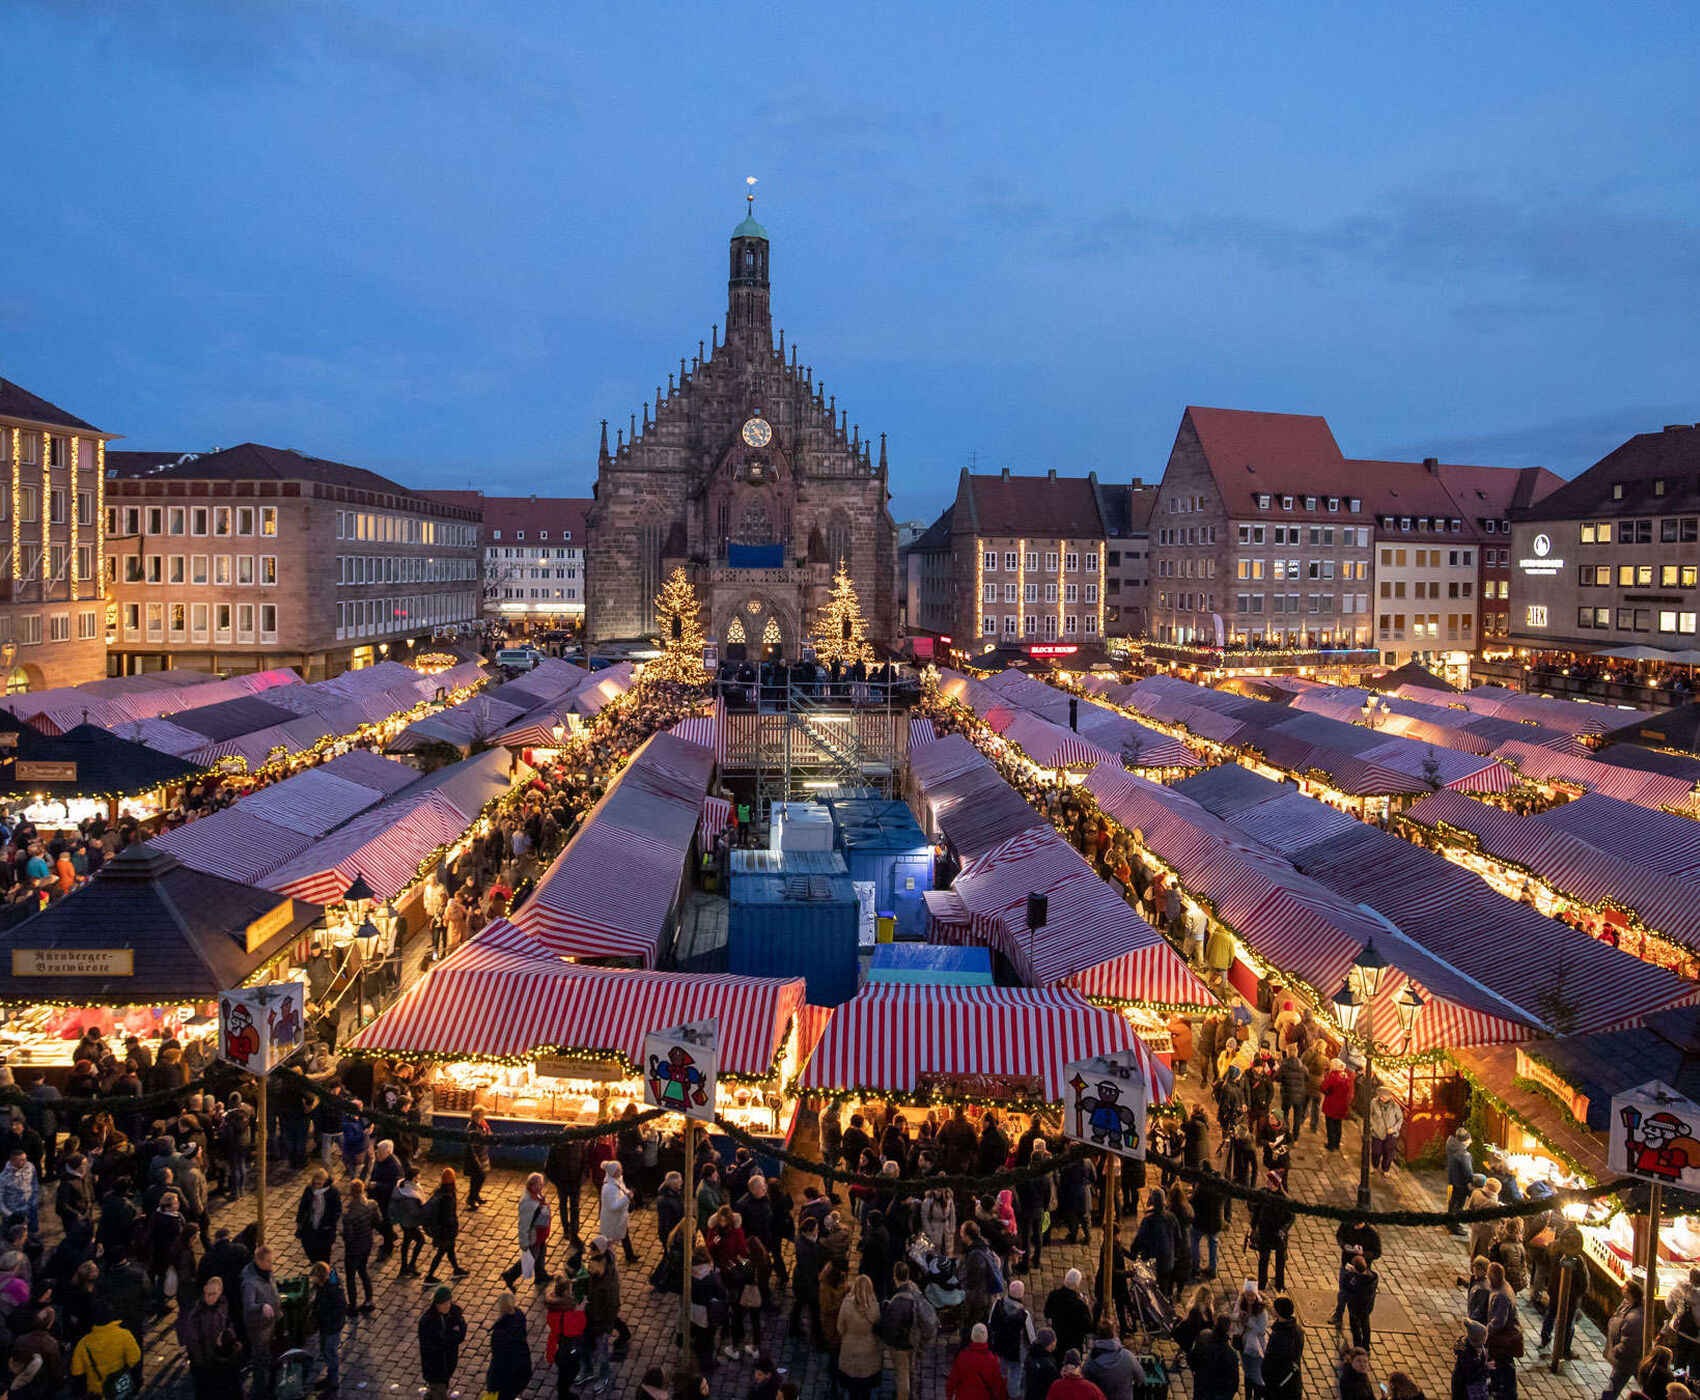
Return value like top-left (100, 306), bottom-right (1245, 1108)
top-left (733, 212), bottom-right (768, 240)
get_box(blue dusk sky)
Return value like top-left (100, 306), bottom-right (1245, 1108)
top-left (4, 2), bottom-right (1698, 526)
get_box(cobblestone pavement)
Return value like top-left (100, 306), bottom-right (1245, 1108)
top-left (112, 1088), bottom-right (1611, 1398)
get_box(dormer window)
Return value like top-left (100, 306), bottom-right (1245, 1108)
top-left (1304, 496), bottom-right (1317, 510)
top-left (1613, 483), bottom-right (1625, 500)
top-left (1399, 517), bottom-right (1411, 531)
top-left (1327, 497), bottom-right (1339, 512)
top-left (1281, 495), bottom-right (1294, 510)
top-left (540, 531), bottom-right (549, 541)
top-left (517, 530), bottom-right (525, 541)
top-left (492, 530), bottom-right (502, 540)
top-left (1349, 497), bottom-right (1361, 512)
top-left (1257, 493), bottom-right (1271, 509)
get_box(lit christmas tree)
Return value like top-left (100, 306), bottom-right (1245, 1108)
top-left (645, 567), bottom-right (710, 689)
top-left (812, 560), bottom-right (874, 667)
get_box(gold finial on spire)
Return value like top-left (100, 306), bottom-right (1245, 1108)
top-left (746, 174), bottom-right (757, 213)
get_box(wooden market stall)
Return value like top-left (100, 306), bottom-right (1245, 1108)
top-left (0, 844), bottom-right (323, 1072)
top-left (0, 716), bottom-right (207, 831)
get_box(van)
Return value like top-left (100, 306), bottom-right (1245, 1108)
top-left (496, 647), bottom-right (541, 672)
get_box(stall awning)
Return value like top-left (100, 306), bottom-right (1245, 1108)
top-left (347, 923), bottom-right (806, 1077)
top-left (150, 810), bottom-right (318, 885)
top-left (0, 721), bottom-right (207, 800)
top-left (669, 699), bottom-right (725, 766)
top-left (262, 791), bottom-right (468, 905)
top-left (796, 983), bottom-right (1171, 1103)
top-left (237, 768), bottom-right (390, 838)
top-left (909, 718), bottom-right (939, 751)
top-left (1000, 712), bottom-right (1117, 770)
top-left (701, 795), bottom-right (733, 844)
top-left (387, 696), bottom-right (529, 754)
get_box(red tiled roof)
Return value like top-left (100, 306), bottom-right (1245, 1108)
top-left (0, 378), bottom-right (104, 435)
top-left (1182, 406), bottom-right (1364, 515)
top-left (1518, 426), bottom-right (1700, 519)
top-left (962, 473), bottom-right (1105, 538)
top-left (1437, 462), bottom-right (1564, 519)
top-left (1349, 460), bottom-right (1469, 525)
top-left (427, 492), bottom-right (590, 545)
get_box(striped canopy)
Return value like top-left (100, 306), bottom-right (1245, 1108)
top-left (237, 768), bottom-right (389, 838)
top-left (669, 698), bottom-right (726, 765)
top-left (347, 923), bottom-right (806, 1076)
top-left (909, 718), bottom-right (939, 750)
top-left (1492, 740), bottom-right (1697, 811)
top-left (150, 809), bottom-right (317, 885)
top-left (701, 795), bottom-right (733, 844)
top-left (1001, 712), bottom-right (1117, 770)
top-left (262, 791), bottom-right (468, 904)
top-left (796, 983), bottom-right (1172, 1104)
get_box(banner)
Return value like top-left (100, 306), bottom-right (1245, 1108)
top-left (1610, 1080), bottom-right (1700, 1188)
top-left (1062, 1051), bottom-right (1155, 1159)
top-left (642, 1017), bottom-right (719, 1123)
top-left (218, 981), bottom-right (307, 1074)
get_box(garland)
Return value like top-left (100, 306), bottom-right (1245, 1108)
top-left (1448, 1053), bottom-right (1591, 1181)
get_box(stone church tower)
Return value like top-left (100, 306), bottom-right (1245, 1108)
top-left (585, 208), bottom-right (900, 658)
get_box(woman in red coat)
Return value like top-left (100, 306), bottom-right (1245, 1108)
top-left (1320, 1060), bottom-right (1355, 1152)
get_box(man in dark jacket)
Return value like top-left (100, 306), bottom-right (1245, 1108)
top-left (1263, 1296), bottom-right (1304, 1400)
top-left (1329, 1219), bottom-right (1382, 1325)
top-left (1277, 1051), bottom-right (1308, 1139)
top-left (94, 1247), bottom-right (151, 1353)
top-left (1445, 1129), bottom-right (1474, 1237)
top-left (1189, 1168), bottom-right (1226, 1281)
top-left (544, 1135), bottom-right (585, 1244)
top-left (1182, 1109), bottom-right (1209, 1170)
top-left (419, 1287), bottom-right (467, 1400)
top-left (1024, 1328), bottom-right (1061, 1400)
top-left (1082, 1330), bottom-right (1146, 1400)
top-left (1188, 1321), bottom-right (1241, 1400)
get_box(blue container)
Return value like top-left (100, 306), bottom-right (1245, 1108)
top-left (835, 800), bottom-right (935, 939)
top-left (868, 944), bottom-right (994, 986)
top-left (730, 852), bottom-right (860, 1005)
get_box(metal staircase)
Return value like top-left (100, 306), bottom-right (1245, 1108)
top-left (722, 678), bottom-right (903, 818)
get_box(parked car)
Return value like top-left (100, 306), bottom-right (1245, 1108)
top-left (496, 646), bottom-right (543, 671)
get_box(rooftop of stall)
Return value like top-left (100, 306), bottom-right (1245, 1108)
top-left (729, 848), bottom-right (860, 1005)
top-left (867, 943), bottom-right (993, 987)
top-left (832, 799), bottom-right (935, 939)
top-left (770, 801), bottom-right (834, 852)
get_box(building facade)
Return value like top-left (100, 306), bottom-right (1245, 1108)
top-left (1148, 407), bottom-right (1374, 648)
top-left (1098, 478), bottom-right (1157, 641)
top-left (427, 492), bottom-right (590, 630)
top-left (1434, 461), bottom-right (1563, 650)
top-left (1508, 424), bottom-right (1700, 655)
top-left (585, 209), bottom-right (900, 658)
top-left (0, 381), bottom-right (114, 692)
top-left (903, 506), bottom-right (954, 641)
top-left (105, 444), bottom-right (481, 680)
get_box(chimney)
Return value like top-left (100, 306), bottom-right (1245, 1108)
top-left (1132, 475), bottom-right (1143, 488)
top-left (1001, 467), bottom-right (1011, 480)
top-left (1047, 468), bottom-right (1057, 481)
top-left (1423, 457), bottom-right (1439, 474)
top-left (1667, 425), bottom-right (1689, 433)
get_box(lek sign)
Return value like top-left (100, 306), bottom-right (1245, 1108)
top-left (1610, 1080), bottom-right (1700, 1188)
top-left (1063, 1051), bottom-right (1155, 1159)
top-left (218, 981), bottom-right (307, 1075)
top-left (643, 1017), bottom-right (720, 1123)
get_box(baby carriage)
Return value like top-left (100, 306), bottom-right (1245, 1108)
top-left (908, 1234), bottom-right (965, 1317)
top-left (1122, 1256), bottom-right (1176, 1344)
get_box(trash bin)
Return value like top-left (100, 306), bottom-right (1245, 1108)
top-left (276, 1276), bottom-right (313, 1350)
top-left (875, 913), bottom-right (896, 943)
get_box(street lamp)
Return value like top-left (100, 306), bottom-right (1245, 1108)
top-left (1333, 939), bottom-right (1392, 1209)
top-left (353, 917), bottom-right (383, 1028)
top-left (552, 720), bottom-right (566, 747)
top-left (1360, 697), bottom-right (1390, 730)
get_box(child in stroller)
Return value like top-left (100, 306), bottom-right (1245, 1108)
top-left (908, 1234), bottom-right (964, 1315)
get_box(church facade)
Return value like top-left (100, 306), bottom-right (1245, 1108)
top-left (585, 210), bottom-right (900, 659)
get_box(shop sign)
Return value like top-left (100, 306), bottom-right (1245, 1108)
top-left (1609, 1079), bottom-right (1700, 1188)
top-left (1029, 644), bottom-right (1079, 657)
top-left (1062, 1051), bottom-right (1156, 1159)
top-left (1518, 534), bottom-right (1564, 577)
top-left (1515, 1048), bottom-right (1590, 1123)
top-left (642, 1017), bottom-right (719, 1122)
top-left (13, 761), bottom-right (76, 782)
top-left (535, 1057), bottom-right (622, 1082)
top-left (11, 947), bottom-right (133, 977)
top-left (0, 733), bottom-right (17, 750)
top-left (916, 1070), bottom-right (1045, 1103)
top-left (217, 981), bottom-right (306, 1074)
top-left (244, 900), bottom-right (296, 955)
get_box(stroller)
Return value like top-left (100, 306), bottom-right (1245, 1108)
top-left (908, 1233), bottom-right (965, 1317)
top-left (1120, 1256), bottom-right (1177, 1345)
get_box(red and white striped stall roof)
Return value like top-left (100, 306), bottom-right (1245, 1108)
top-left (1000, 712), bottom-right (1117, 770)
top-left (238, 769), bottom-right (389, 838)
top-left (1492, 740), bottom-right (1697, 811)
top-left (1444, 761), bottom-right (1519, 794)
top-left (347, 925), bottom-right (806, 1076)
top-left (909, 718), bottom-right (939, 750)
top-left (669, 698), bottom-right (726, 765)
top-left (262, 791), bottom-right (468, 904)
top-left (1537, 794), bottom-right (1700, 879)
top-left (796, 983), bottom-right (1171, 1103)
top-left (149, 810), bottom-right (318, 884)
top-left (701, 795), bottom-right (733, 845)
top-left (316, 750), bottom-right (423, 797)
top-left (507, 731), bottom-right (714, 966)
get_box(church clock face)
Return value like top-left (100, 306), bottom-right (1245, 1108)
top-left (741, 417), bottom-right (772, 448)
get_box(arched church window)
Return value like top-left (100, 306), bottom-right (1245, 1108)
top-left (638, 518), bottom-right (665, 630)
top-left (725, 617), bottom-right (746, 644)
top-left (826, 516), bottom-right (852, 571)
top-left (762, 617), bottom-right (782, 647)
top-left (736, 502), bottom-right (773, 545)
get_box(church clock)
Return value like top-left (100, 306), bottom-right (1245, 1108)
top-left (741, 417), bottom-right (772, 448)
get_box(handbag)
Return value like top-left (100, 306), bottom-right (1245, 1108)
top-left (739, 1283), bottom-right (763, 1310)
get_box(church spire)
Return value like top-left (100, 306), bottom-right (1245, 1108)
top-left (598, 419), bottom-right (610, 468)
top-left (727, 177), bottom-right (772, 353)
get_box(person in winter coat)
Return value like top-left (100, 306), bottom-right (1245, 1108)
top-left (242, 1246), bottom-right (283, 1399)
top-left (69, 1308), bottom-right (141, 1399)
top-left (341, 1178), bottom-right (380, 1312)
top-left (419, 1287), bottom-right (468, 1400)
top-left (1445, 1130), bottom-right (1475, 1236)
top-left (961, 1222), bottom-right (1004, 1345)
top-left (309, 1260), bottom-right (348, 1394)
top-left (1452, 1321), bottom-right (1491, 1400)
top-left (1340, 1254), bottom-right (1380, 1350)
top-left (1251, 1173), bottom-right (1295, 1293)
top-left (1167, 1015), bottom-right (1195, 1078)
top-left (176, 1275), bottom-right (239, 1399)
top-left (1600, 1281), bottom-right (1644, 1400)
top-left (600, 1160), bottom-right (636, 1263)
top-left (789, 1217), bottom-right (824, 1343)
top-left (296, 1168), bottom-right (343, 1264)
top-left (947, 1322), bottom-right (1010, 1400)
top-left (1321, 1060), bottom-right (1355, 1151)
top-left (1130, 1190), bottom-right (1178, 1293)
top-left (1339, 1347), bottom-right (1375, 1400)
top-left (1264, 1296), bottom-right (1305, 1400)
top-left (1055, 1158), bottom-right (1094, 1245)
top-left (1044, 1269), bottom-right (1096, 1363)
top-left (1189, 1321), bottom-right (1241, 1400)
top-left (837, 1273), bottom-right (885, 1400)
top-left (1369, 1086), bottom-right (1405, 1173)
top-left (485, 1292), bottom-right (533, 1400)
top-left (1081, 1330), bottom-right (1145, 1400)
top-left (1025, 1328), bottom-right (1062, 1400)
top-left (656, 1171), bottom-right (685, 1252)
top-left (988, 1278), bottom-right (1037, 1399)
top-left (1490, 1220), bottom-right (1530, 1297)
top-left (1276, 1052), bottom-right (1308, 1139)
top-left (368, 1140), bottom-right (401, 1255)
top-left (923, 1186), bottom-right (958, 1255)
top-left (1467, 1179), bottom-right (1503, 1262)
top-left (882, 1260), bottom-right (937, 1400)
top-left (502, 1173), bottom-right (552, 1291)
top-left (544, 1135), bottom-right (585, 1245)
top-left (1190, 1169), bottom-right (1227, 1280)
top-left (424, 1168), bottom-right (466, 1281)
top-left (1482, 1262), bottom-right (1520, 1400)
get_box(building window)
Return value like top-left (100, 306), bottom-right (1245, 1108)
top-left (259, 555), bottom-right (277, 585)
top-left (169, 555), bottom-right (185, 585)
top-left (191, 604), bottom-right (208, 641)
top-left (261, 506), bottom-right (277, 537)
top-left (214, 556), bottom-right (231, 585)
top-left (1064, 552), bottom-right (1079, 572)
top-left (260, 604), bottom-right (277, 640)
top-left (192, 507), bottom-right (208, 536)
top-left (47, 614), bottom-right (69, 643)
top-left (981, 616), bottom-right (996, 636)
top-left (214, 506), bottom-right (231, 536)
top-left (1045, 552), bottom-right (1058, 571)
top-left (983, 550), bottom-right (997, 571)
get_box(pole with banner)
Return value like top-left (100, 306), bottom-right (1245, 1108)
top-left (219, 982), bottom-right (307, 1247)
top-left (1607, 1080), bottom-right (1700, 1356)
top-left (643, 1018), bottom-right (719, 1371)
top-left (1063, 1047), bottom-right (1164, 1330)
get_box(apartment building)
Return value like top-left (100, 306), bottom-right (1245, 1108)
top-left (1097, 478), bottom-right (1158, 640)
top-left (1508, 423), bottom-right (1700, 655)
top-left (105, 444), bottom-right (481, 679)
top-left (1434, 462), bottom-right (1563, 649)
top-left (903, 506), bottom-right (954, 641)
top-left (0, 380), bottom-right (116, 692)
top-left (426, 492), bottom-right (590, 630)
top-left (1148, 407), bottom-right (1374, 648)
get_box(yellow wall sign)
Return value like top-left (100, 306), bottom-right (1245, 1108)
top-left (11, 948), bottom-right (133, 977)
top-left (244, 900), bottom-right (296, 955)
top-left (1515, 1047), bottom-right (1591, 1124)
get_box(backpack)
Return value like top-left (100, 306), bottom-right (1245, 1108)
top-left (340, 1119), bottom-right (366, 1155)
top-left (389, 1192), bottom-right (423, 1230)
top-left (981, 1247), bottom-right (1005, 1297)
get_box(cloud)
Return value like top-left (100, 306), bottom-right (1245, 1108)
top-left (1378, 404), bottom-right (1700, 477)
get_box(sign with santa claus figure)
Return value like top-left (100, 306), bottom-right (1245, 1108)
top-left (1063, 1050), bottom-right (1158, 1160)
top-left (1609, 1080), bottom-right (1700, 1188)
top-left (641, 1017), bottom-right (719, 1123)
top-left (218, 981), bottom-right (307, 1075)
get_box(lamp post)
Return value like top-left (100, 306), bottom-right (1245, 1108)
top-left (1360, 697), bottom-right (1390, 730)
top-left (1331, 939), bottom-right (1392, 1209)
top-left (352, 917), bottom-right (382, 1028)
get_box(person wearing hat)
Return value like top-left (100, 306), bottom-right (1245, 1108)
top-left (1264, 1297), bottom-right (1304, 1400)
top-left (1454, 1321), bottom-right (1490, 1400)
top-left (945, 1320), bottom-right (1003, 1400)
top-left (1024, 1328), bottom-right (1061, 1400)
top-left (1043, 1269), bottom-right (1095, 1364)
top-left (1445, 1128), bottom-right (1475, 1237)
top-left (1044, 1348), bottom-right (1101, 1400)
top-left (1250, 1172), bottom-right (1295, 1293)
top-left (418, 1285), bottom-right (467, 1400)
top-left (1320, 1058), bottom-right (1355, 1152)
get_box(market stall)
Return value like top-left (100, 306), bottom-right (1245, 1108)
top-left (0, 844), bottom-right (322, 1071)
top-left (795, 982), bottom-right (1171, 1141)
top-left (0, 718), bottom-right (207, 830)
top-left (346, 921), bottom-right (812, 1152)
